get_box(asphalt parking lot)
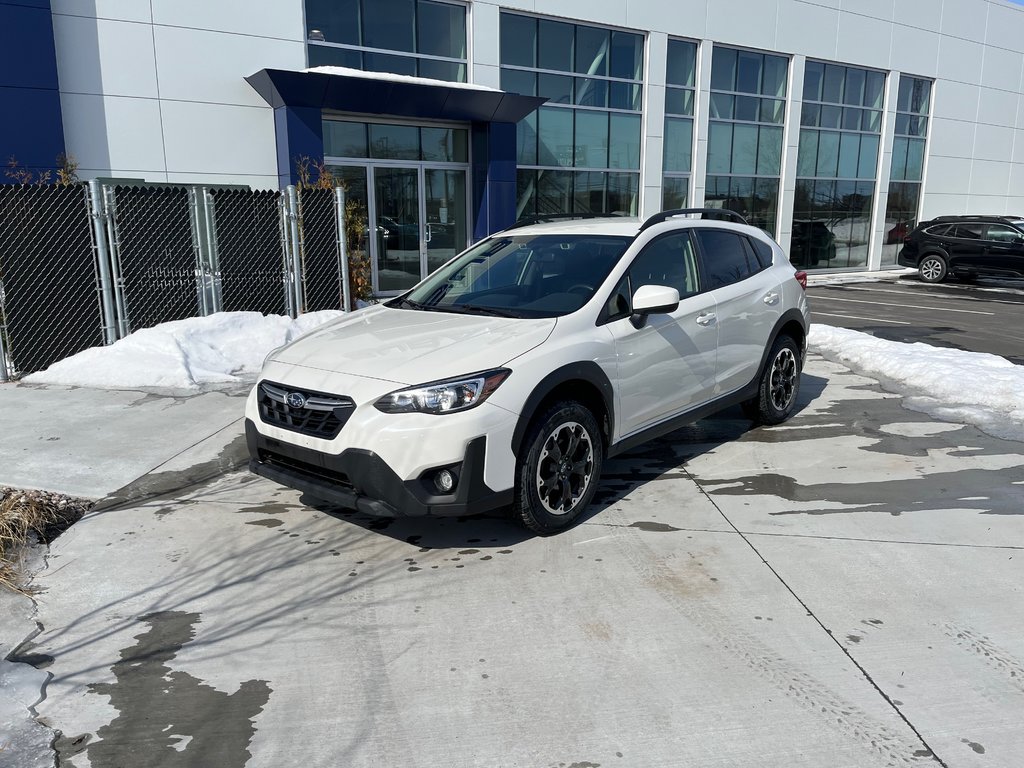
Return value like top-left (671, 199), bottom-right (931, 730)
top-left (6, 350), bottom-right (1023, 768)
top-left (808, 276), bottom-right (1024, 364)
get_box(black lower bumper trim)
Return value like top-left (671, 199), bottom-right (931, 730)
top-left (246, 420), bottom-right (513, 518)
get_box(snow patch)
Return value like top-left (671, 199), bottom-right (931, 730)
top-left (304, 65), bottom-right (502, 92)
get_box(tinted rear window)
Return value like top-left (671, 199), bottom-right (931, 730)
top-left (694, 229), bottom-right (756, 289)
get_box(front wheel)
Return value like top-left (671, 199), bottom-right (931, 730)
top-left (919, 254), bottom-right (948, 283)
top-left (514, 401), bottom-right (603, 535)
top-left (747, 335), bottom-right (802, 425)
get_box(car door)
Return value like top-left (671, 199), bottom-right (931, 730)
top-left (603, 230), bottom-right (718, 438)
top-left (945, 222), bottom-right (986, 272)
top-left (982, 223), bottom-right (1024, 276)
top-left (692, 227), bottom-right (782, 396)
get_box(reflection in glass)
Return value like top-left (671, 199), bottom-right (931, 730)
top-left (538, 107), bottom-right (574, 167)
top-left (369, 124), bottom-right (419, 160)
top-left (375, 166), bottom-right (421, 292)
top-left (574, 110), bottom-right (609, 168)
top-left (711, 47), bottom-right (736, 91)
top-left (705, 175), bottom-right (779, 234)
top-left (609, 113), bottom-right (641, 169)
top-left (667, 39), bottom-right (697, 87)
top-left (539, 19), bottom-right (574, 72)
top-left (708, 123), bottom-right (733, 174)
top-left (606, 173), bottom-right (638, 215)
top-left (664, 118), bottom-right (693, 173)
top-left (308, 45), bottom-right (362, 69)
top-left (306, 0), bottom-right (360, 45)
top-left (425, 168), bottom-right (467, 273)
top-left (324, 121), bottom-right (368, 158)
top-left (501, 13), bottom-right (536, 68)
top-left (517, 112), bottom-right (538, 165)
top-left (574, 171), bottom-right (606, 213)
top-left (418, 59), bottom-right (465, 82)
top-left (363, 0), bottom-right (415, 52)
top-left (364, 51), bottom-right (417, 76)
top-left (417, 0), bottom-right (466, 59)
top-left (502, 68), bottom-right (536, 96)
top-left (575, 25), bottom-right (609, 75)
top-left (576, 78), bottom-right (609, 107)
top-left (791, 178), bottom-right (873, 269)
top-left (662, 176), bottom-right (689, 210)
top-left (538, 73), bottom-right (573, 104)
top-left (536, 170), bottom-right (573, 214)
top-left (666, 89), bottom-right (694, 116)
top-left (736, 50), bottom-right (763, 94)
top-left (611, 31), bottom-right (644, 80)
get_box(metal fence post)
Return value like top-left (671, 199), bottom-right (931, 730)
top-left (278, 193), bottom-right (295, 318)
top-left (203, 189), bottom-right (223, 313)
top-left (0, 288), bottom-right (10, 382)
top-left (87, 180), bottom-right (119, 345)
top-left (286, 186), bottom-right (304, 316)
top-left (101, 185), bottom-right (130, 338)
top-left (335, 186), bottom-right (351, 313)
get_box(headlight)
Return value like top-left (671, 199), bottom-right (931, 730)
top-left (374, 369), bottom-right (511, 415)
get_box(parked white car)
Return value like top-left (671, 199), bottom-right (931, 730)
top-left (246, 210), bottom-right (810, 534)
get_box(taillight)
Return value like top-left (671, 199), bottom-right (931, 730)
top-left (794, 270), bottom-right (807, 289)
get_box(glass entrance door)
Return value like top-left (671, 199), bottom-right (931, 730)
top-left (424, 169), bottom-right (468, 274)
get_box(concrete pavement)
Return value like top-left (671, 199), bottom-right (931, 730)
top-left (2, 355), bottom-right (1022, 767)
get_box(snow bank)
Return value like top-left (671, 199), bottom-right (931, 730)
top-left (810, 324), bottom-right (1024, 442)
top-left (23, 311), bottom-right (344, 392)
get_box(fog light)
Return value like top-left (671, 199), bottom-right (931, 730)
top-left (434, 469), bottom-right (456, 494)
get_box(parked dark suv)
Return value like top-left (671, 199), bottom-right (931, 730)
top-left (898, 215), bottom-right (1024, 283)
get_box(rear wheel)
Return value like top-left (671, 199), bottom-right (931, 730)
top-left (747, 335), bottom-right (801, 425)
top-left (514, 401), bottom-right (603, 535)
top-left (919, 254), bottom-right (948, 283)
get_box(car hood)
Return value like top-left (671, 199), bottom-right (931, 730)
top-left (271, 305), bottom-right (556, 385)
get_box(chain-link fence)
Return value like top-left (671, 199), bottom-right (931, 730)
top-left (0, 182), bottom-right (355, 381)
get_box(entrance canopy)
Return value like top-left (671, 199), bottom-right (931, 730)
top-left (246, 66), bottom-right (546, 237)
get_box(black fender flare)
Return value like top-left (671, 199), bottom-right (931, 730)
top-left (756, 309), bottom-right (809, 379)
top-left (510, 361), bottom-right (615, 457)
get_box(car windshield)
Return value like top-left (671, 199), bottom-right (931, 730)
top-left (391, 233), bottom-right (632, 318)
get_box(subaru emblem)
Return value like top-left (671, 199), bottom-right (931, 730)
top-left (286, 392), bottom-right (307, 409)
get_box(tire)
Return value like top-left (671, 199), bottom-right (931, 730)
top-left (748, 335), bottom-right (801, 426)
top-left (918, 253), bottom-right (948, 283)
top-left (513, 401), bottom-right (603, 535)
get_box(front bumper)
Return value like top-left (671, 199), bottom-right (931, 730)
top-left (246, 419), bottom-right (513, 517)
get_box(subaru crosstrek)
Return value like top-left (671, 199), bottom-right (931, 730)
top-left (246, 210), bottom-right (810, 534)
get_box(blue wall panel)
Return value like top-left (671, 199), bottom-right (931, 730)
top-left (0, 0), bottom-right (65, 182)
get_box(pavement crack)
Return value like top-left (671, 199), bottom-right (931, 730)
top-left (686, 467), bottom-right (952, 768)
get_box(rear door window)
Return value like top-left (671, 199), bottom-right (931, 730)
top-left (951, 223), bottom-right (984, 239)
top-left (693, 228), bottom-right (756, 289)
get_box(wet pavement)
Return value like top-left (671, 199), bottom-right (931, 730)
top-left (4, 355), bottom-right (1024, 767)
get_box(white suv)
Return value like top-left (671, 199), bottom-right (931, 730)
top-left (246, 210), bottom-right (809, 534)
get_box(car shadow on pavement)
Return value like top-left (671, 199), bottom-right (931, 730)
top-left (312, 371), bottom-right (828, 544)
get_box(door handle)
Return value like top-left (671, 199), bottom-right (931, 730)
top-left (763, 292), bottom-right (779, 305)
top-left (695, 312), bottom-right (716, 326)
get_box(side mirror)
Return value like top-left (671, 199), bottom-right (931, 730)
top-left (630, 284), bottom-right (680, 328)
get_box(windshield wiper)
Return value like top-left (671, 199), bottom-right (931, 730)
top-left (389, 297), bottom-right (436, 311)
top-left (444, 303), bottom-right (523, 318)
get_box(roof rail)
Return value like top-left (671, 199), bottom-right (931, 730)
top-left (930, 214), bottom-right (1020, 221)
top-left (638, 208), bottom-right (748, 233)
top-left (507, 212), bottom-right (622, 230)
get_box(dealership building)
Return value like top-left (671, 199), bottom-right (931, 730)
top-left (6, 0), bottom-right (1024, 293)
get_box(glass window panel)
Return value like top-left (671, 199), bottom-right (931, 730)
top-left (864, 71), bottom-right (885, 109)
top-left (535, 169), bottom-right (573, 214)
top-left (451, 129), bottom-right (468, 163)
top-left (708, 122), bottom-right (733, 174)
top-left (364, 51), bottom-right (417, 76)
top-left (895, 113), bottom-right (910, 136)
top-left (611, 31), bottom-right (644, 80)
top-left (308, 45), bottom-right (362, 69)
top-left (516, 169), bottom-right (537, 218)
top-left (501, 12), bottom-right (536, 68)
top-left (757, 126), bottom-right (783, 175)
top-left (539, 19), bottom-right (574, 72)
top-left (665, 88), bottom-right (694, 116)
top-left (816, 131), bottom-right (840, 177)
top-left (421, 127), bottom-right (453, 162)
top-left (711, 46), bottom-right (737, 91)
top-left (837, 132), bottom-right (859, 178)
top-left (732, 124), bottom-right (758, 175)
top-left (538, 73), bottom-right (573, 104)
top-left (735, 95), bottom-right (759, 122)
top-left (803, 61), bottom-right (823, 101)
top-left (329, 165), bottom-right (369, 252)
top-left (844, 67), bottom-right (865, 106)
top-left (800, 103), bottom-right (820, 127)
top-left (662, 176), bottom-right (689, 210)
top-left (890, 136), bottom-right (909, 181)
top-left (607, 172), bottom-right (639, 215)
top-left (417, 0), bottom-right (466, 58)
top-left (823, 64), bottom-right (845, 103)
top-left (664, 117), bottom-right (693, 173)
top-left (911, 79), bottom-right (932, 114)
top-left (418, 59), bottom-right (465, 82)
top-left (609, 113), bottom-right (642, 169)
top-left (760, 98), bottom-right (785, 124)
top-left (906, 138), bottom-right (925, 180)
top-left (736, 50), bottom-right (763, 94)
top-left (575, 25), bottom-right (610, 75)
top-left (858, 134), bottom-right (878, 179)
top-left (374, 166), bottom-right (420, 291)
top-left (762, 55), bottom-right (788, 97)
top-left (306, 0), bottom-right (360, 45)
top-left (820, 105), bottom-right (842, 129)
top-left (897, 77), bottom-right (912, 112)
top-left (842, 107), bottom-right (862, 131)
top-left (864, 110), bottom-right (882, 133)
top-left (517, 112), bottom-right (537, 165)
top-left (797, 129), bottom-right (818, 177)
top-left (324, 120), bottom-right (368, 158)
top-left (363, 0), bottom-right (415, 52)
top-left (910, 116), bottom-right (928, 137)
top-left (501, 68), bottom-right (536, 96)
top-left (705, 175), bottom-right (729, 200)
top-left (573, 171), bottom-right (606, 213)
top-left (609, 82), bottom-right (642, 111)
top-left (666, 39), bottom-right (697, 87)
top-left (538, 107), bottom-right (574, 167)
top-left (369, 123), bottom-right (419, 159)
top-left (710, 93), bottom-right (734, 120)
top-left (754, 178), bottom-right (780, 235)
top-left (696, 228), bottom-right (754, 288)
top-left (576, 78), bottom-right (609, 108)
top-left (575, 110), bottom-right (609, 168)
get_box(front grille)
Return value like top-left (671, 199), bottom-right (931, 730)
top-left (258, 381), bottom-right (355, 439)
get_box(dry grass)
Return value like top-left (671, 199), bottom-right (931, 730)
top-left (0, 487), bottom-right (90, 593)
